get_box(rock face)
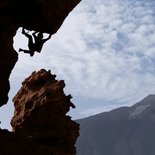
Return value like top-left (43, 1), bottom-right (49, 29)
top-left (0, 0), bottom-right (81, 33)
top-left (0, 24), bottom-right (18, 107)
top-left (0, 0), bottom-right (80, 107)
top-left (0, 69), bottom-right (79, 155)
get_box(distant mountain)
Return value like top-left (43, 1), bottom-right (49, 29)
top-left (76, 94), bottom-right (155, 155)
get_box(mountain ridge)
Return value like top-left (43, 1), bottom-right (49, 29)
top-left (76, 94), bottom-right (155, 155)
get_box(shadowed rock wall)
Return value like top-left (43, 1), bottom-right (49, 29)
top-left (0, 24), bottom-right (18, 106)
top-left (0, 0), bottom-right (81, 33)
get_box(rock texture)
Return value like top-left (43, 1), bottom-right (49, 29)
top-left (0, 0), bottom-right (80, 107)
top-left (0, 69), bottom-right (79, 155)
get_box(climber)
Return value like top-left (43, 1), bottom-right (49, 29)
top-left (19, 28), bottom-right (52, 57)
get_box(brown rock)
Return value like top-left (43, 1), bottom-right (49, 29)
top-left (9, 69), bottom-right (79, 155)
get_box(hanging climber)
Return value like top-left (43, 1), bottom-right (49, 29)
top-left (19, 28), bottom-right (52, 57)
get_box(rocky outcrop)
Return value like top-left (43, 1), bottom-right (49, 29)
top-left (0, 69), bottom-right (79, 155)
top-left (0, 0), bottom-right (81, 33)
top-left (0, 0), bottom-right (80, 107)
top-left (0, 24), bottom-right (18, 106)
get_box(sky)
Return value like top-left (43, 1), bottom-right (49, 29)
top-left (1, 0), bottom-right (155, 130)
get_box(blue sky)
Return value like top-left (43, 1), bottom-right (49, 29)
top-left (1, 0), bottom-right (155, 130)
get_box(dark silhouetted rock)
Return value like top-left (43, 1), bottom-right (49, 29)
top-left (0, 69), bottom-right (79, 155)
top-left (0, 24), bottom-right (18, 107)
top-left (0, 0), bottom-right (81, 33)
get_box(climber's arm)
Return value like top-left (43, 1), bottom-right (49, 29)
top-left (22, 28), bottom-right (31, 38)
top-left (32, 31), bottom-right (38, 38)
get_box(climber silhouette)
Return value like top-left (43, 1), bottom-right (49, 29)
top-left (19, 28), bottom-right (52, 56)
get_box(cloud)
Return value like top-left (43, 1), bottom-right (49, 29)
top-left (13, 0), bottom-right (155, 102)
top-left (4, 0), bottom-right (155, 122)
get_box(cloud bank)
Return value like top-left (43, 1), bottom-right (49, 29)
top-left (2, 0), bottom-right (155, 124)
top-left (23, 0), bottom-right (155, 102)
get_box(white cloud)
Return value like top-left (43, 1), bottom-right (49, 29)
top-left (2, 0), bottom-right (155, 129)
top-left (13, 0), bottom-right (155, 104)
